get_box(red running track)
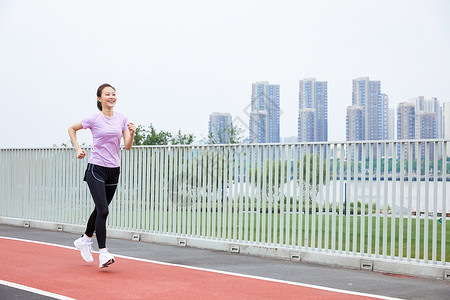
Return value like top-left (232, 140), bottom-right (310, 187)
top-left (0, 237), bottom-right (391, 300)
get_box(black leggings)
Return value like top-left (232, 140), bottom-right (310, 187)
top-left (84, 164), bottom-right (120, 249)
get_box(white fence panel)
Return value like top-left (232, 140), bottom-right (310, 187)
top-left (0, 140), bottom-right (449, 270)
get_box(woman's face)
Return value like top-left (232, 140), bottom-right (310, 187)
top-left (98, 87), bottom-right (117, 110)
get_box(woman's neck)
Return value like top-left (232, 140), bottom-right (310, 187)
top-left (102, 108), bottom-right (114, 118)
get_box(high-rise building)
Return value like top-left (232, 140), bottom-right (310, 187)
top-left (412, 96), bottom-right (443, 139)
top-left (298, 78), bottom-right (328, 142)
top-left (346, 105), bottom-right (363, 141)
top-left (346, 77), bottom-right (387, 142)
top-left (419, 113), bottom-right (437, 139)
top-left (444, 102), bottom-right (450, 155)
top-left (381, 94), bottom-right (389, 140)
top-left (397, 97), bottom-right (444, 158)
top-left (397, 102), bottom-right (415, 140)
top-left (388, 108), bottom-right (396, 140)
top-left (209, 113), bottom-right (232, 144)
top-left (397, 102), bottom-right (416, 158)
top-left (249, 81), bottom-right (280, 143)
top-left (386, 107), bottom-right (396, 156)
top-left (444, 102), bottom-right (450, 138)
top-left (298, 108), bottom-right (315, 142)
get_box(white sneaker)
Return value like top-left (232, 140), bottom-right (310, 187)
top-left (99, 249), bottom-right (115, 268)
top-left (74, 237), bottom-right (94, 263)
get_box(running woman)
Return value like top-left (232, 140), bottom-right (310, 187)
top-left (68, 83), bottom-right (136, 268)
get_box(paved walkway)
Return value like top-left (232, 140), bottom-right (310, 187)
top-left (0, 224), bottom-right (449, 299)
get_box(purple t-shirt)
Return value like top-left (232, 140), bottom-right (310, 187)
top-left (81, 112), bottom-right (129, 168)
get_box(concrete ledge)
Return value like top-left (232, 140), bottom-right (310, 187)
top-left (0, 217), bottom-right (85, 233)
top-left (1, 217), bottom-right (448, 279)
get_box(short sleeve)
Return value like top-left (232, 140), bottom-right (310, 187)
top-left (122, 116), bottom-right (129, 133)
top-left (81, 114), bottom-right (97, 130)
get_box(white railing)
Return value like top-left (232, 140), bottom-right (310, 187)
top-left (0, 140), bottom-right (448, 267)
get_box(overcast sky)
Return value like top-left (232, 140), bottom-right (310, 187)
top-left (0, 0), bottom-right (449, 148)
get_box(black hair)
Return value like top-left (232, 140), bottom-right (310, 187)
top-left (96, 83), bottom-right (116, 111)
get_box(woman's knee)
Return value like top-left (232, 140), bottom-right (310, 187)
top-left (97, 207), bottom-right (109, 218)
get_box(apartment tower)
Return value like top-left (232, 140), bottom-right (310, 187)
top-left (298, 78), bottom-right (328, 142)
top-left (249, 81), bottom-right (280, 143)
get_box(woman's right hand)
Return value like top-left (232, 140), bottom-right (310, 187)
top-left (68, 122), bottom-right (86, 159)
top-left (76, 149), bottom-right (87, 159)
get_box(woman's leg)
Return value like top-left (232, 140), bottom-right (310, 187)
top-left (105, 185), bottom-right (118, 206)
top-left (84, 209), bottom-right (96, 238)
top-left (85, 171), bottom-right (109, 249)
top-left (84, 185), bottom-right (117, 238)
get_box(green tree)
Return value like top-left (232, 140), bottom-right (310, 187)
top-left (133, 124), bottom-right (172, 145)
top-left (134, 124), bottom-right (195, 146)
top-left (171, 129), bottom-right (195, 145)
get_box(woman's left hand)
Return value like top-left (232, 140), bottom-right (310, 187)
top-left (127, 122), bottom-right (136, 135)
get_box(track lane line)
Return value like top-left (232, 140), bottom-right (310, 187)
top-left (0, 279), bottom-right (75, 300)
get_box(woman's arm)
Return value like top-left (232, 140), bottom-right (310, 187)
top-left (68, 122), bottom-right (87, 159)
top-left (123, 122), bottom-right (136, 150)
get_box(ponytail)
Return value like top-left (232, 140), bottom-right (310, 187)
top-left (97, 100), bottom-right (103, 111)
